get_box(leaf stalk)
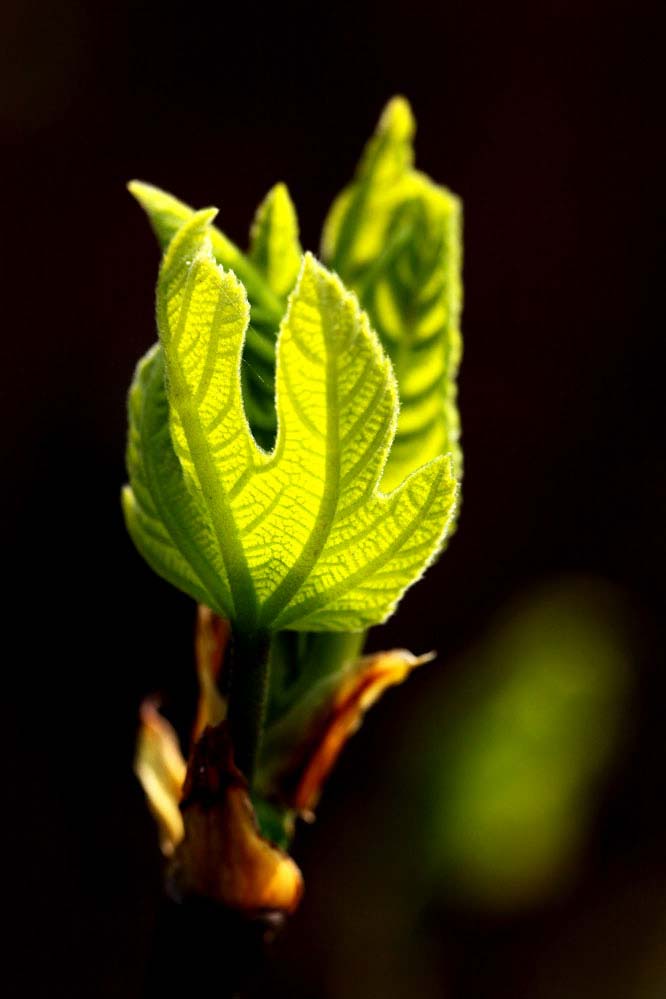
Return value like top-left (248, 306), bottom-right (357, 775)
top-left (227, 628), bottom-right (272, 783)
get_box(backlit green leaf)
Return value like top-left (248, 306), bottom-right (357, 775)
top-left (321, 96), bottom-right (463, 491)
top-left (124, 211), bottom-right (458, 632)
top-left (127, 180), bottom-right (284, 317)
top-left (122, 344), bottom-right (231, 612)
top-left (249, 182), bottom-right (302, 299)
top-left (128, 180), bottom-right (297, 449)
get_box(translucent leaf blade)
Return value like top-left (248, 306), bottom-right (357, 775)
top-left (129, 180), bottom-right (285, 448)
top-left (243, 253), bottom-right (457, 631)
top-left (128, 180), bottom-right (281, 315)
top-left (123, 343), bottom-right (232, 614)
top-left (249, 183), bottom-right (302, 299)
top-left (237, 255), bottom-right (397, 616)
top-left (321, 97), bottom-right (463, 490)
top-left (150, 217), bottom-right (457, 633)
top-left (275, 456), bottom-right (457, 631)
top-left (322, 96), bottom-right (416, 274)
top-left (156, 211), bottom-right (262, 626)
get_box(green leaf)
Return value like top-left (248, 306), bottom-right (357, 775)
top-left (125, 210), bottom-right (457, 632)
top-left (128, 180), bottom-right (283, 317)
top-left (321, 96), bottom-right (463, 491)
top-left (128, 179), bottom-right (298, 449)
top-left (248, 182), bottom-right (302, 299)
top-left (122, 344), bottom-right (231, 611)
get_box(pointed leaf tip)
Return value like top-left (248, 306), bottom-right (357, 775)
top-left (379, 95), bottom-right (415, 140)
top-left (249, 183), bottom-right (302, 299)
top-left (160, 207), bottom-right (220, 280)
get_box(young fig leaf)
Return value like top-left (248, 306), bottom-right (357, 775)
top-left (249, 182), bottom-right (303, 299)
top-left (127, 180), bottom-right (284, 317)
top-left (123, 211), bottom-right (457, 633)
top-left (128, 180), bottom-right (300, 449)
top-left (122, 344), bottom-right (231, 612)
top-left (321, 96), bottom-right (463, 491)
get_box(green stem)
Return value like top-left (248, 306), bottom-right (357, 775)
top-left (227, 628), bottom-right (272, 784)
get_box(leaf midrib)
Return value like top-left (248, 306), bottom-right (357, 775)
top-left (164, 260), bottom-right (258, 629)
top-left (258, 281), bottom-right (342, 628)
top-left (138, 350), bottom-right (232, 614)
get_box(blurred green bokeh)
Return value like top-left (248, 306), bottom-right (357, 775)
top-left (272, 577), bottom-right (638, 999)
top-left (423, 577), bottom-right (632, 910)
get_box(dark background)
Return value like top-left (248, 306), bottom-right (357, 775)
top-left (2, 0), bottom-right (665, 995)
